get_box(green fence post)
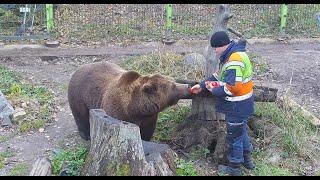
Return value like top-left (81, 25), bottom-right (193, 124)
top-left (164, 4), bottom-right (174, 43)
top-left (166, 4), bottom-right (173, 32)
top-left (46, 4), bottom-right (53, 33)
top-left (280, 4), bottom-right (288, 35)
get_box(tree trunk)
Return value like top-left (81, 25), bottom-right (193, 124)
top-left (173, 4), bottom-right (232, 165)
top-left (29, 157), bottom-right (52, 176)
top-left (81, 109), bottom-right (177, 176)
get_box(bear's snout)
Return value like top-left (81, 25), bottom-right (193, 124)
top-left (175, 83), bottom-right (191, 99)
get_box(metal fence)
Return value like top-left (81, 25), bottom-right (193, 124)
top-left (1, 4), bottom-right (320, 43)
top-left (0, 4), bottom-right (50, 40)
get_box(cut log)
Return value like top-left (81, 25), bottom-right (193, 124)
top-left (175, 79), bottom-right (278, 102)
top-left (29, 157), bottom-right (52, 176)
top-left (81, 109), bottom-right (177, 176)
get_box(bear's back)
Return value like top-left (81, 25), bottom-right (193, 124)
top-left (68, 62), bottom-right (126, 109)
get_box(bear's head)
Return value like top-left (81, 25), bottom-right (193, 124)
top-left (119, 71), bottom-right (190, 116)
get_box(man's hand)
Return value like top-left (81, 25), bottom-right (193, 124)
top-left (189, 84), bottom-right (202, 94)
top-left (205, 81), bottom-right (221, 92)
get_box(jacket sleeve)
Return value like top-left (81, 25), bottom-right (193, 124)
top-left (199, 73), bottom-right (219, 89)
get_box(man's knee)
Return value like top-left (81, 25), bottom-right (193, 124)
top-left (227, 122), bottom-right (244, 141)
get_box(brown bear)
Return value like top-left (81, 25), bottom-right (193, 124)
top-left (68, 62), bottom-right (190, 141)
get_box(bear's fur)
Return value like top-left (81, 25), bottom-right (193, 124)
top-left (68, 62), bottom-right (189, 141)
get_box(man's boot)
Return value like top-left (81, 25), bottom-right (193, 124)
top-left (243, 152), bottom-right (255, 170)
top-left (218, 162), bottom-right (242, 176)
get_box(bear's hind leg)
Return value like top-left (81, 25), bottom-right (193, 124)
top-left (76, 119), bottom-right (90, 141)
top-left (72, 103), bottom-right (90, 141)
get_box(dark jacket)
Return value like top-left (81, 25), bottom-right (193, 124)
top-left (200, 40), bottom-right (254, 117)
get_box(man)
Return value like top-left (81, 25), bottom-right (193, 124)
top-left (191, 31), bottom-right (255, 176)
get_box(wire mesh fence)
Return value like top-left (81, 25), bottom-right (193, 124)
top-left (0, 4), bottom-right (49, 40)
top-left (54, 4), bottom-right (166, 44)
top-left (1, 4), bottom-right (320, 42)
top-left (230, 4), bottom-right (320, 39)
top-left (285, 4), bottom-right (320, 37)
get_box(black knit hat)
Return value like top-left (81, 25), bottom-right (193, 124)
top-left (210, 31), bottom-right (230, 48)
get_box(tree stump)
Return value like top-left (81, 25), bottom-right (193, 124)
top-left (143, 141), bottom-right (177, 176)
top-left (29, 157), bottom-right (52, 176)
top-left (81, 109), bottom-right (177, 176)
top-left (173, 4), bottom-right (232, 165)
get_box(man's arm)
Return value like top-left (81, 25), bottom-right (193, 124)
top-left (199, 72), bottom-right (219, 89)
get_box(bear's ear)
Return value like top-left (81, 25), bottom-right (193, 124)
top-left (142, 83), bottom-right (157, 94)
top-left (119, 71), bottom-right (141, 83)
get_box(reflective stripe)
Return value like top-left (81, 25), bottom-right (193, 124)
top-left (243, 76), bottom-right (252, 83)
top-left (213, 72), bottom-right (219, 81)
top-left (235, 77), bottom-right (242, 82)
top-left (227, 122), bottom-right (244, 126)
top-left (218, 81), bottom-right (226, 86)
top-left (224, 85), bottom-right (233, 96)
top-left (225, 61), bottom-right (245, 69)
top-left (225, 91), bottom-right (253, 102)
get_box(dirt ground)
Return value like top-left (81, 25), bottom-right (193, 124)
top-left (0, 39), bottom-right (319, 175)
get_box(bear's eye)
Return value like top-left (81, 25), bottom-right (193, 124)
top-left (171, 83), bottom-right (176, 89)
top-left (143, 83), bottom-right (157, 94)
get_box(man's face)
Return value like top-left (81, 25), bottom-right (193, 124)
top-left (213, 44), bottom-right (228, 56)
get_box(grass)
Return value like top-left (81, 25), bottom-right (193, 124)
top-left (120, 52), bottom-right (204, 81)
top-left (175, 158), bottom-right (198, 176)
top-left (0, 132), bottom-right (18, 143)
top-left (252, 94), bottom-right (320, 175)
top-left (51, 145), bottom-right (88, 176)
top-left (0, 65), bottom-right (55, 132)
top-left (285, 4), bottom-right (320, 38)
top-left (251, 163), bottom-right (294, 176)
top-left (189, 146), bottom-right (211, 161)
top-left (6, 163), bottom-right (28, 176)
top-left (120, 51), bottom-right (268, 83)
top-left (173, 24), bottom-right (211, 37)
top-left (247, 52), bottom-right (270, 77)
top-left (152, 105), bottom-right (191, 142)
top-left (255, 99), bottom-right (317, 157)
top-left (0, 151), bottom-right (16, 169)
top-left (246, 148), bottom-right (295, 176)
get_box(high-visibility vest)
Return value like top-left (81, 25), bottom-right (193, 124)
top-left (218, 52), bottom-right (253, 101)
